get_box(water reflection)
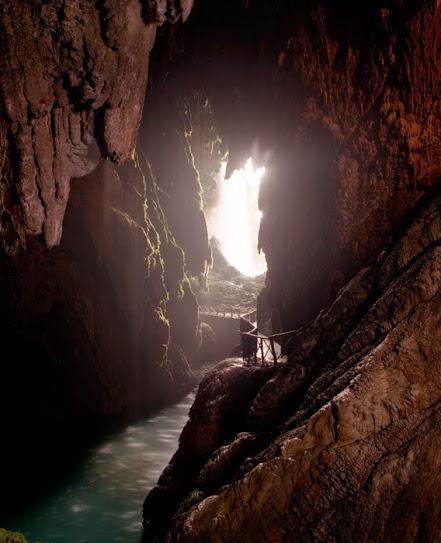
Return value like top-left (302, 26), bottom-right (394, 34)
top-left (6, 393), bottom-right (195, 543)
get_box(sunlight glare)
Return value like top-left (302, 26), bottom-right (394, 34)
top-left (209, 158), bottom-right (267, 277)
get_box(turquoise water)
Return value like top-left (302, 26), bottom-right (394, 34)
top-left (6, 393), bottom-right (195, 543)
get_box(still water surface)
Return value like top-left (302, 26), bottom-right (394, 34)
top-left (7, 392), bottom-right (195, 543)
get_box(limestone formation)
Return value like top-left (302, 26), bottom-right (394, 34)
top-left (0, 0), bottom-right (190, 247)
top-left (1, 0), bottom-right (441, 539)
top-left (167, 0), bottom-right (441, 330)
top-left (144, 184), bottom-right (441, 543)
top-left (0, 0), bottom-right (203, 512)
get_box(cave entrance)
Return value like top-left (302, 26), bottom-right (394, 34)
top-left (193, 157), bottom-right (267, 363)
top-left (208, 157), bottom-right (267, 278)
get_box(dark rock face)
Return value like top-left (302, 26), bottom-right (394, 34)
top-left (256, 0), bottom-right (441, 331)
top-left (0, 0), bottom-right (191, 247)
top-left (144, 183), bottom-right (441, 543)
top-left (2, 0), bottom-right (441, 539)
top-left (0, 2), bottom-right (203, 411)
top-left (139, 93), bottom-right (211, 278)
top-left (0, 137), bottom-right (200, 509)
top-left (0, 0), bottom-right (207, 510)
top-left (169, 0), bottom-right (441, 331)
top-left (141, 2), bottom-right (441, 540)
top-left (143, 359), bottom-right (277, 541)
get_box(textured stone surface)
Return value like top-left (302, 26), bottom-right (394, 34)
top-left (143, 186), bottom-right (441, 542)
top-left (0, 0), bottom-right (205, 513)
top-left (0, 2), bottom-right (200, 402)
top-left (2, 0), bottom-right (441, 537)
top-left (0, 132), bottom-right (203, 515)
top-left (143, 359), bottom-right (277, 540)
top-left (257, 0), bottom-right (441, 331)
top-left (131, 4), bottom-right (441, 539)
top-left (166, 0), bottom-right (441, 331)
top-left (139, 95), bottom-right (211, 277)
top-left (256, 0), bottom-right (441, 330)
top-left (0, 0), bottom-right (190, 247)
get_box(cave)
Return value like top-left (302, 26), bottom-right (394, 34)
top-left (1, 1), bottom-right (441, 542)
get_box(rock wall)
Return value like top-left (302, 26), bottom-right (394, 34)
top-left (0, 151), bottom-right (194, 420)
top-left (139, 92), bottom-right (211, 278)
top-left (165, 0), bottom-right (441, 330)
top-left (142, 1), bottom-right (441, 541)
top-left (0, 0), bottom-right (208, 512)
top-left (0, 0), bottom-right (194, 247)
top-left (2, 0), bottom-right (441, 536)
top-left (256, 0), bottom-right (441, 331)
top-left (0, 0), bottom-right (209, 414)
top-left (143, 180), bottom-right (441, 543)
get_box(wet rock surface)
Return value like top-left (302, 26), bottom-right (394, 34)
top-left (144, 186), bottom-right (441, 542)
top-left (0, 0), bottom-right (190, 247)
top-left (0, 146), bottom-right (201, 516)
top-left (0, 0), bottom-right (203, 514)
top-left (1, 1), bottom-right (441, 539)
top-left (143, 359), bottom-right (277, 541)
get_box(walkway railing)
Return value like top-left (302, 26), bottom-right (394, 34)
top-left (200, 305), bottom-right (296, 365)
top-left (240, 329), bottom-right (296, 364)
top-left (200, 306), bottom-right (255, 320)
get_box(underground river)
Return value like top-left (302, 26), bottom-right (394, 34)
top-left (4, 392), bottom-right (195, 543)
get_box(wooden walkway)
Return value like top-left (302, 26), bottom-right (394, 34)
top-left (200, 306), bottom-right (298, 365)
top-left (239, 309), bottom-right (301, 365)
top-left (240, 328), bottom-right (296, 365)
top-left (199, 306), bottom-right (255, 320)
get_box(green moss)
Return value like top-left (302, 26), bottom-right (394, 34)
top-left (0, 529), bottom-right (26, 543)
top-left (136, 151), bottom-right (191, 303)
top-left (153, 307), bottom-right (171, 366)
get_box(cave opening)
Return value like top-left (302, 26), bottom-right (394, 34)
top-left (2, 1), bottom-right (441, 542)
top-left (189, 154), bottom-right (267, 366)
top-left (190, 152), bottom-right (268, 322)
top-left (207, 157), bottom-right (267, 279)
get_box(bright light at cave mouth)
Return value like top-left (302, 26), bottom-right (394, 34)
top-left (209, 158), bottom-right (267, 277)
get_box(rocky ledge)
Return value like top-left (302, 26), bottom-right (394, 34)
top-left (143, 182), bottom-right (441, 542)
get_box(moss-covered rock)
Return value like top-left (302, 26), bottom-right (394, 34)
top-left (0, 529), bottom-right (29, 543)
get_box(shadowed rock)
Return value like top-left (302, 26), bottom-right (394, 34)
top-left (144, 185), bottom-right (441, 542)
top-left (0, 0), bottom-right (190, 247)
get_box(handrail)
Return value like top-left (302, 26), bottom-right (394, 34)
top-left (239, 327), bottom-right (297, 365)
top-left (200, 305), bottom-right (296, 365)
top-left (200, 306), bottom-right (256, 321)
top-left (240, 329), bottom-right (294, 340)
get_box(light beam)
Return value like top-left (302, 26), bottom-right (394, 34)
top-left (208, 158), bottom-right (267, 277)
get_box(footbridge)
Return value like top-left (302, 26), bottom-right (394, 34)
top-left (199, 306), bottom-right (297, 365)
